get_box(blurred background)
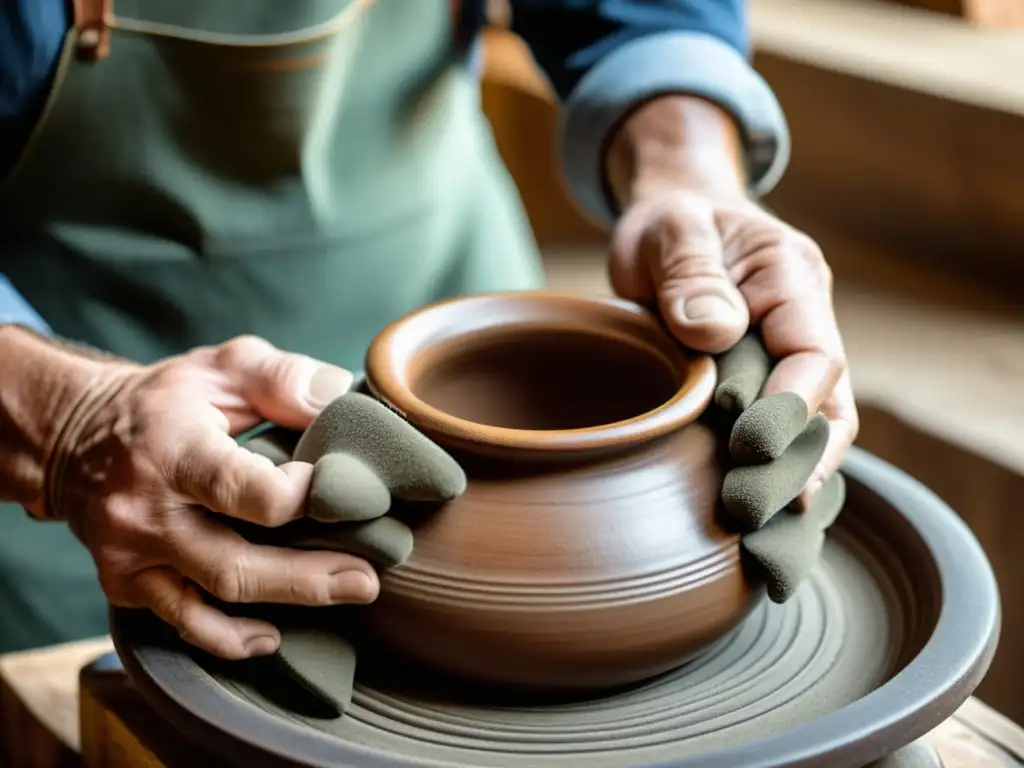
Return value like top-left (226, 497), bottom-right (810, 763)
top-left (479, 0), bottom-right (1024, 723)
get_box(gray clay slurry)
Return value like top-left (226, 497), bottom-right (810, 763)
top-left (210, 526), bottom-right (903, 767)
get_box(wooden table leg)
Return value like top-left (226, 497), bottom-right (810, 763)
top-left (0, 637), bottom-right (113, 768)
top-left (79, 655), bottom-right (225, 768)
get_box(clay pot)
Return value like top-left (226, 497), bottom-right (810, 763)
top-left (359, 291), bottom-right (760, 692)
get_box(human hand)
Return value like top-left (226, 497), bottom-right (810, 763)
top-left (235, 391), bottom-right (468, 719)
top-left (36, 335), bottom-right (380, 660)
top-left (239, 390), bottom-right (466, 571)
top-left (606, 96), bottom-right (858, 505)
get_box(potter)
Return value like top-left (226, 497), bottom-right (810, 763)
top-left (0, 0), bottom-right (857, 663)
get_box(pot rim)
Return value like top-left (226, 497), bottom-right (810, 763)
top-left (362, 290), bottom-right (717, 457)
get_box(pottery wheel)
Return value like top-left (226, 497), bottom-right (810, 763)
top-left (112, 448), bottom-right (1000, 768)
top-left (214, 527), bottom-right (897, 767)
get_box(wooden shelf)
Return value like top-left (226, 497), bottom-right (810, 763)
top-left (885, 0), bottom-right (1024, 27)
top-left (751, 0), bottom-right (1024, 113)
top-left (751, 0), bottom-right (1024, 291)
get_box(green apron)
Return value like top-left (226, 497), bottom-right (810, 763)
top-left (0, 0), bottom-right (545, 652)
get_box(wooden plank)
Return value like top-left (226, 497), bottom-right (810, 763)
top-left (80, 680), bottom-right (162, 768)
top-left (749, 0), bottom-right (1024, 290)
top-left (751, 0), bottom-right (1024, 111)
top-left (959, 698), bottom-right (1024, 760)
top-left (887, 0), bottom-right (1024, 27)
top-left (79, 659), bottom-right (220, 768)
top-left (0, 637), bottom-right (113, 768)
top-left (925, 713), bottom-right (1022, 766)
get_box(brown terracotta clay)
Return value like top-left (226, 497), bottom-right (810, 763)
top-left (359, 291), bottom-right (760, 692)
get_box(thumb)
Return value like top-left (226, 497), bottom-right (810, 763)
top-left (211, 336), bottom-right (354, 430)
top-left (613, 198), bottom-right (749, 354)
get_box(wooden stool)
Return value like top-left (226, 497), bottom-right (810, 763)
top-left (3, 638), bottom-right (1024, 768)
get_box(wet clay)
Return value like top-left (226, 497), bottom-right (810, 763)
top-left (348, 292), bottom-right (758, 692)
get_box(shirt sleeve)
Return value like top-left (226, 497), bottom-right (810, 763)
top-left (0, 275), bottom-right (51, 334)
top-left (508, 1), bottom-right (790, 228)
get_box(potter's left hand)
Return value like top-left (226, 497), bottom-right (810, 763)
top-left (605, 97), bottom-right (857, 505)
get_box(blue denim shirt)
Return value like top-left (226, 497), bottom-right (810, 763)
top-left (0, 0), bottom-right (788, 330)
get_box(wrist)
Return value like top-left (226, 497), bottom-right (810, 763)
top-left (605, 96), bottom-right (748, 210)
top-left (0, 326), bottom-right (124, 516)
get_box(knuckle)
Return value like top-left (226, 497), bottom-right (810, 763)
top-left (247, 459), bottom-right (295, 514)
top-left (215, 335), bottom-right (274, 370)
top-left (788, 230), bottom-right (822, 259)
top-left (141, 359), bottom-right (194, 393)
top-left (173, 433), bottom-right (215, 478)
top-left (141, 574), bottom-right (190, 635)
top-left (100, 495), bottom-right (140, 534)
top-left (93, 494), bottom-right (167, 550)
top-left (748, 227), bottom-right (833, 295)
top-left (209, 557), bottom-right (250, 603)
top-left (661, 192), bottom-right (708, 222)
top-left (206, 463), bottom-right (246, 514)
top-left (825, 353), bottom-right (847, 376)
top-left (657, 249), bottom-right (726, 294)
top-left (223, 459), bottom-right (288, 522)
top-left (254, 355), bottom-right (308, 406)
top-left (660, 245), bottom-right (721, 282)
top-left (294, 574), bottom-right (334, 606)
top-left (787, 231), bottom-right (831, 280)
top-left (172, 602), bottom-right (202, 648)
top-left (180, 435), bottom-right (294, 522)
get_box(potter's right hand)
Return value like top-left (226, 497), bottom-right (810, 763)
top-left (2, 328), bottom-right (379, 660)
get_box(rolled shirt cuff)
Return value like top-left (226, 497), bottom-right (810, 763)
top-left (559, 31), bottom-right (791, 228)
top-left (0, 275), bottom-right (51, 334)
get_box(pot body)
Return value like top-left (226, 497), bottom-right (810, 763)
top-left (361, 421), bottom-right (761, 692)
top-left (360, 291), bottom-right (762, 692)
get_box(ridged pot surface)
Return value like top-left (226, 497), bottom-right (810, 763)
top-left (362, 291), bottom-right (761, 691)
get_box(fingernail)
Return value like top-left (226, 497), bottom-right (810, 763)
top-left (243, 635), bottom-right (279, 656)
top-left (805, 476), bottom-right (824, 500)
top-left (307, 366), bottom-right (353, 410)
top-left (329, 570), bottom-right (379, 603)
top-left (680, 295), bottom-right (738, 323)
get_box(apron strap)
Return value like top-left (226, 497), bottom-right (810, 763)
top-left (73, 0), bottom-right (113, 61)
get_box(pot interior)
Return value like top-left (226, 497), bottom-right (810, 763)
top-left (411, 328), bottom-right (679, 431)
